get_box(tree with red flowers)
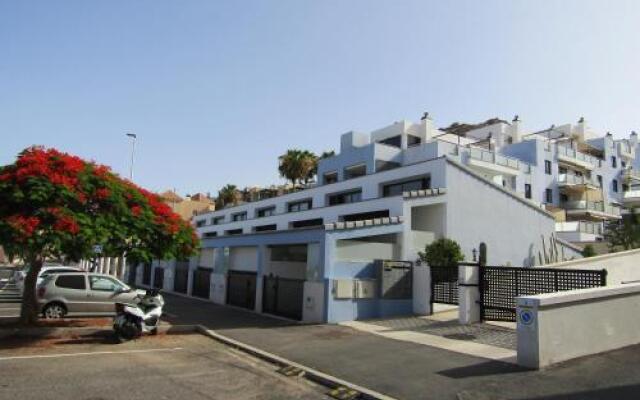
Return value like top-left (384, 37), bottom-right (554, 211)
top-left (0, 147), bottom-right (199, 324)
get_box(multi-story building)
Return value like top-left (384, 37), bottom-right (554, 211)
top-left (152, 114), bottom-right (640, 324)
top-left (160, 190), bottom-right (215, 222)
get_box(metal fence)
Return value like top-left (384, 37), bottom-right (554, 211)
top-left (480, 266), bottom-right (607, 322)
top-left (262, 275), bottom-right (305, 320)
top-left (430, 265), bottom-right (459, 305)
top-left (191, 268), bottom-right (211, 299)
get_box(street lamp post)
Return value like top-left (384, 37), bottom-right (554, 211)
top-left (126, 133), bottom-right (137, 181)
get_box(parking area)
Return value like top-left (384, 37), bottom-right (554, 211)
top-left (0, 332), bottom-right (329, 400)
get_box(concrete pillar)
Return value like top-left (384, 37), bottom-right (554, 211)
top-left (163, 260), bottom-right (175, 292)
top-left (99, 258), bottom-right (105, 274)
top-left (135, 264), bottom-right (143, 286)
top-left (458, 264), bottom-right (481, 325)
top-left (186, 256), bottom-right (197, 296)
top-left (120, 257), bottom-right (127, 281)
top-left (105, 258), bottom-right (112, 276)
top-left (254, 245), bottom-right (267, 313)
top-left (413, 265), bottom-right (432, 316)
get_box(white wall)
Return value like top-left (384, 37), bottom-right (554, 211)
top-left (517, 283), bottom-right (640, 368)
top-left (541, 248), bottom-right (640, 285)
top-left (445, 161), bottom-right (556, 267)
top-left (335, 239), bottom-right (398, 261)
top-left (229, 246), bottom-right (258, 272)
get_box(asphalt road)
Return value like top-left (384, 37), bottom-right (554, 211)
top-left (0, 333), bottom-right (330, 400)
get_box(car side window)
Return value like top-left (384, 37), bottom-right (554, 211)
top-left (55, 275), bottom-right (86, 290)
top-left (90, 276), bottom-right (123, 292)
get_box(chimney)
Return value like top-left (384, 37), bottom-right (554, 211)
top-left (419, 112), bottom-right (435, 142)
top-left (510, 115), bottom-right (522, 143)
top-left (630, 131), bottom-right (638, 148)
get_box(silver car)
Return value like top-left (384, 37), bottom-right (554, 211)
top-left (37, 272), bottom-right (143, 319)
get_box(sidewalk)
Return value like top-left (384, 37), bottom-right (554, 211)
top-left (163, 293), bottom-right (640, 400)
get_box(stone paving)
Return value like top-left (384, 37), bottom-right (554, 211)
top-left (365, 316), bottom-right (518, 350)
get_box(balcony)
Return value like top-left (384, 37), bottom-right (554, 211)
top-left (622, 169), bottom-right (640, 183)
top-left (555, 220), bottom-right (604, 242)
top-left (557, 174), bottom-right (600, 191)
top-left (556, 145), bottom-right (600, 170)
top-left (561, 200), bottom-right (622, 220)
top-left (467, 148), bottom-right (530, 176)
top-left (623, 190), bottom-right (640, 207)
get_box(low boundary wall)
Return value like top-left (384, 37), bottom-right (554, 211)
top-left (540, 248), bottom-right (640, 285)
top-left (517, 283), bottom-right (640, 369)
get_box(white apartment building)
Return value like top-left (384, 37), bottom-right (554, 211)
top-left (150, 115), bottom-right (639, 324)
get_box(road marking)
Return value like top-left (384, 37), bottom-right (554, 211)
top-left (0, 347), bottom-right (183, 361)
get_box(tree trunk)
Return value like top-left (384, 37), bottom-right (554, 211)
top-left (19, 256), bottom-right (43, 325)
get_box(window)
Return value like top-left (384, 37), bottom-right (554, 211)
top-left (254, 224), bottom-right (277, 232)
top-left (290, 218), bottom-right (324, 229)
top-left (203, 232), bottom-right (217, 238)
top-left (344, 164), bottom-right (367, 180)
top-left (378, 135), bottom-right (401, 148)
top-left (545, 188), bottom-right (553, 203)
top-left (560, 193), bottom-right (568, 203)
top-left (611, 156), bottom-right (617, 168)
top-left (232, 212), bottom-right (247, 222)
top-left (544, 160), bottom-right (552, 175)
top-left (328, 190), bottom-right (362, 206)
top-left (195, 220), bottom-right (206, 227)
top-left (212, 216), bottom-right (224, 225)
top-left (89, 276), bottom-right (124, 292)
top-left (55, 275), bottom-right (86, 290)
top-left (622, 183), bottom-right (630, 192)
top-left (288, 199), bottom-right (312, 213)
top-left (225, 229), bottom-right (243, 235)
top-left (270, 245), bottom-right (307, 262)
top-left (622, 160), bottom-right (627, 168)
top-left (524, 184), bottom-right (532, 199)
top-left (375, 160), bottom-right (401, 172)
top-left (256, 206), bottom-right (275, 218)
top-left (407, 135), bottom-right (421, 147)
top-left (597, 175), bottom-right (603, 188)
top-left (558, 166), bottom-right (567, 174)
top-left (382, 177), bottom-right (430, 197)
top-left (613, 179), bottom-right (618, 193)
top-left (323, 172), bottom-right (338, 184)
top-left (341, 210), bottom-right (389, 222)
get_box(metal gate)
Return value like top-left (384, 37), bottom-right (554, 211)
top-left (174, 262), bottom-right (189, 294)
top-left (263, 275), bottom-right (305, 320)
top-left (430, 265), bottom-right (459, 305)
top-left (480, 266), bottom-right (607, 321)
top-left (227, 271), bottom-right (257, 310)
top-left (153, 268), bottom-right (164, 289)
top-left (192, 268), bottom-right (212, 299)
top-left (142, 263), bottom-right (152, 286)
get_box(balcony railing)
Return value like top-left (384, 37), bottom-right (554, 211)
top-left (557, 173), bottom-right (600, 187)
top-left (622, 169), bottom-right (640, 182)
top-left (561, 200), bottom-right (621, 216)
top-left (555, 221), bottom-right (603, 235)
top-left (469, 148), bottom-right (528, 171)
top-left (556, 145), bottom-right (600, 167)
top-left (624, 190), bottom-right (640, 200)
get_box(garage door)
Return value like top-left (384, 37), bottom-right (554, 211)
top-left (227, 271), bottom-right (257, 310)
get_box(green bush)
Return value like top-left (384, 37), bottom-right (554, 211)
top-left (418, 238), bottom-right (464, 267)
top-left (582, 244), bottom-right (597, 258)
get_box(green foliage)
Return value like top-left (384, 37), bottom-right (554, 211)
top-left (582, 244), bottom-right (597, 258)
top-left (418, 238), bottom-right (464, 266)
top-left (216, 184), bottom-right (240, 208)
top-left (603, 209), bottom-right (640, 252)
top-left (278, 149), bottom-right (318, 186)
top-left (0, 147), bottom-right (199, 323)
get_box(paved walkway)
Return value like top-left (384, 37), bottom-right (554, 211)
top-left (164, 293), bottom-right (640, 400)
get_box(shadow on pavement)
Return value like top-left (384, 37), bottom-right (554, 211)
top-left (437, 360), bottom-right (527, 379)
top-left (526, 384), bottom-right (640, 400)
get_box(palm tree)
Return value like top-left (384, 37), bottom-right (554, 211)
top-left (216, 184), bottom-right (240, 208)
top-left (278, 149), bottom-right (318, 186)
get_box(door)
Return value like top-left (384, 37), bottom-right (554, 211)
top-left (52, 275), bottom-right (89, 313)
top-left (88, 275), bottom-right (133, 313)
top-left (227, 271), bottom-right (256, 309)
top-left (174, 264), bottom-right (189, 293)
top-left (153, 268), bottom-right (164, 289)
top-left (262, 275), bottom-right (304, 320)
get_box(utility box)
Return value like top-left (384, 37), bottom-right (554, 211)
top-left (333, 279), bottom-right (354, 299)
top-left (376, 260), bottom-right (413, 299)
top-left (355, 279), bottom-right (377, 299)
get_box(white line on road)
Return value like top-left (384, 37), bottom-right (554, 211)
top-left (0, 347), bottom-right (183, 361)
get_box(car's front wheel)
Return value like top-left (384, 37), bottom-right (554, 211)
top-left (42, 303), bottom-right (67, 319)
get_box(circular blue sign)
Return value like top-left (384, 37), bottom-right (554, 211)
top-left (520, 310), bottom-right (534, 325)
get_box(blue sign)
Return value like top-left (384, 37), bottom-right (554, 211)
top-left (519, 309), bottom-right (534, 326)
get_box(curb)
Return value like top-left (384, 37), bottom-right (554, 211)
top-left (0, 324), bottom-right (199, 339)
top-left (195, 325), bottom-right (398, 400)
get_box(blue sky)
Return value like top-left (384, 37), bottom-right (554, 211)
top-left (2, 0), bottom-right (639, 195)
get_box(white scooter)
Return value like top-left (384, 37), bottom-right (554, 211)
top-left (113, 288), bottom-right (164, 342)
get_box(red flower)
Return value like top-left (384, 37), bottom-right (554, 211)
top-left (53, 215), bottom-right (80, 234)
top-left (131, 205), bottom-right (142, 216)
top-left (7, 215), bottom-right (40, 238)
top-left (95, 188), bottom-right (110, 200)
